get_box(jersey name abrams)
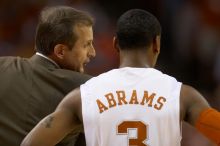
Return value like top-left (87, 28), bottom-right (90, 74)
top-left (96, 90), bottom-right (166, 114)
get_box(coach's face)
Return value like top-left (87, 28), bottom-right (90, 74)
top-left (63, 25), bottom-right (95, 73)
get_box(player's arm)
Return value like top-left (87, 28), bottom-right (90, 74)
top-left (21, 88), bottom-right (82, 146)
top-left (180, 84), bottom-right (220, 144)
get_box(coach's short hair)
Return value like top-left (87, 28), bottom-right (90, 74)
top-left (116, 9), bottom-right (161, 50)
top-left (35, 6), bottom-right (94, 55)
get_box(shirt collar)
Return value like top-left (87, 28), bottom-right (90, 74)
top-left (36, 52), bottom-right (60, 68)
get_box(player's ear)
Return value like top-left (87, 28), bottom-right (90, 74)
top-left (152, 35), bottom-right (160, 54)
top-left (53, 44), bottom-right (68, 59)
top-left (113, 36), bottom-right (120, 52)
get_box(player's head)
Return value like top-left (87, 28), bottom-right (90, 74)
top-left (114, 9), bottom-right (161, 67)
top-left (35, 6), bottom-right (95, 72)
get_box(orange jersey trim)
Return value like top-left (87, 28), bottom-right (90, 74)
top-left (195, 108), bottom-right (220, 145)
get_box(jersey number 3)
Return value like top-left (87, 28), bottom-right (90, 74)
top-left (117, 121), bottom-right (148, 146)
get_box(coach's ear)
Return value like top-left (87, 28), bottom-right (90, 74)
top-left (113, 36), bottom-right (120, 52)
top-left (53, 44), bottom-right (68, 59)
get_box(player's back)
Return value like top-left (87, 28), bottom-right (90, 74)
top-left (81, 67), bottom-right (182, 146)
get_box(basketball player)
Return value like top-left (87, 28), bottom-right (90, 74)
top-left (21, 9), bottom-right (220, 146)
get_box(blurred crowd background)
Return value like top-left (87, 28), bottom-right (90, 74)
top-left (0, 0), bottom-right (219, 145)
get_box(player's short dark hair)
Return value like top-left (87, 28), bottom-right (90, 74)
top-left (35, 6), bottom-right (94, 55)
top-left (116, 9), bottom-right (161, 50)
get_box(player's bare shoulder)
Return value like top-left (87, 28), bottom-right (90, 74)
top-left (56, 87), bottom-right (82, 118)
top-left (180, 84), bottom-right (210, 125)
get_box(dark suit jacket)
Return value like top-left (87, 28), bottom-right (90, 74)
top-left (0, 55), bottom-right (91, 146)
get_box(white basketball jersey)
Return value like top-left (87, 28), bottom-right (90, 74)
top-left (81, 67), bottom-right (182, 146)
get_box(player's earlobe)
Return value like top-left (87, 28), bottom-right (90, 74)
top-left (113, 36), bottom-right (120, 52)
top-left (152, 35), bottom-right (160, 54)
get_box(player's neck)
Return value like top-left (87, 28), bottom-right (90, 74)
top-left (119, 63), bottom-right (150, 68)
top-left (119, 51), bottom-right (152, 68)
